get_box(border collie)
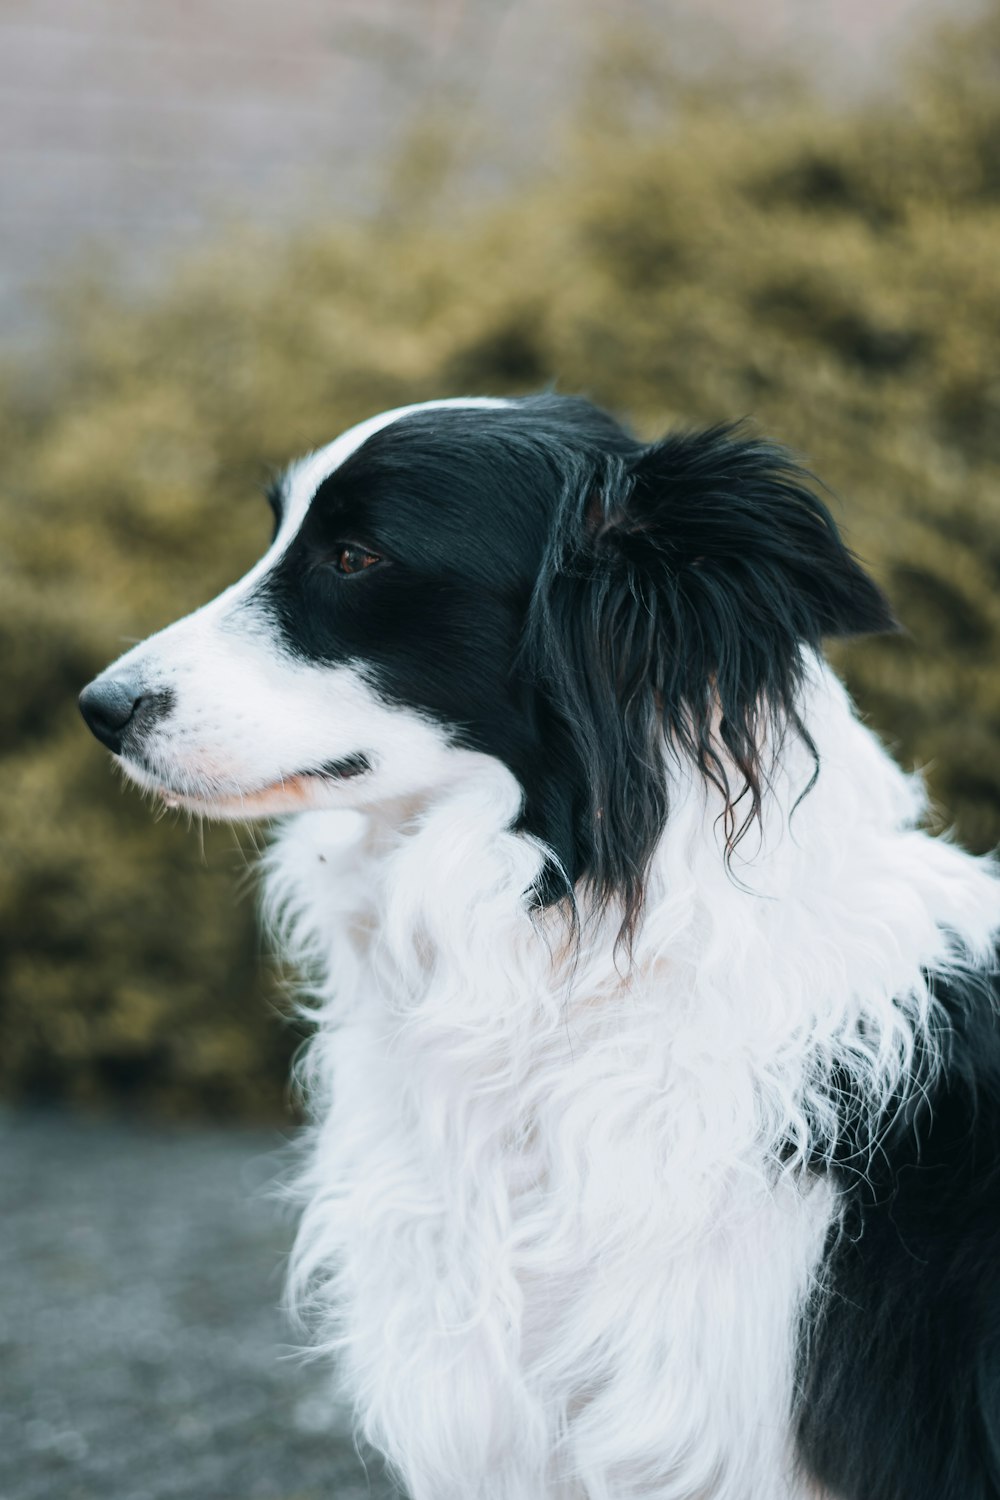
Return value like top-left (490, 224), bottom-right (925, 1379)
top-left (79, 395), bottom-right (1000, 1500)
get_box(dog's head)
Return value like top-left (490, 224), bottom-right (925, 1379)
top-left (80, 394), bottom-right (893, 940)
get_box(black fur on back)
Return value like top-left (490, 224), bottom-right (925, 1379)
top-left (797, 950), bottom-right (1000, 1500)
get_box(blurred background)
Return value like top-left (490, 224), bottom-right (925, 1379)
top-left (2, 0), bottom-right (999, 1494)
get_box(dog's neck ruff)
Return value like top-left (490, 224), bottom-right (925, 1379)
top-left (263, 658), bottom-right (999, 1500)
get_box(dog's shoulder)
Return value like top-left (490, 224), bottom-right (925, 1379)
top-left (799, 945), bottom-right (1000, 1500)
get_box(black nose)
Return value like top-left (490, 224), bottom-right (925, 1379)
top-left (78, 678), bottom-right (167, 754)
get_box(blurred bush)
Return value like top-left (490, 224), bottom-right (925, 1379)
top-left (2, 4), bottom-right (999, 1115)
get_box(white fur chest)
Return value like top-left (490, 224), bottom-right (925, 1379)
top-left (269, 785), bottom-right (833, 1500)
top-left (295, 932), bottom-right (828, 1500)
top-left (265, 688), bottom-right (1000, 1500)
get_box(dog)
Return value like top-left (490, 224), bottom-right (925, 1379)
top-left (80, 394), bottom-right (1000, 1500)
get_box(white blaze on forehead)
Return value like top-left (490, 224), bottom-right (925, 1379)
top-left (279, 396), bottom-right (512, 546)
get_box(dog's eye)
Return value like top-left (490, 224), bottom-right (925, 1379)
top-left (332, 545), bottom-right (383, 576)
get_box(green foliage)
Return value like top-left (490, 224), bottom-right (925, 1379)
top-left (3, 5), bottom-right (1000, 1114)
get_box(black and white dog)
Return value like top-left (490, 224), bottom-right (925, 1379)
top-left (80, 395), bottom-right (1000, 1500)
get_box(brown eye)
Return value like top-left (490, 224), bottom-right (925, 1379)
top-left (333, 545), bottom-right (383, 575)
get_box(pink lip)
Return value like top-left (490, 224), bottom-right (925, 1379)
top-left (157, 756), bottom-right (371, 818)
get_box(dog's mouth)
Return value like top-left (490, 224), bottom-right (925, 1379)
top-left (153, 753), bottom-right (372, 818)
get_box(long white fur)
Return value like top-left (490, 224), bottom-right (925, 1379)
top-left (94, 399), bottom-right (1000, 1499)
top-left (266, 662), bottom-right (1000, 1500)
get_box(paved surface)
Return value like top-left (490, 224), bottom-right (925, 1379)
top-left (0, 1109), bottom-right (396, 1500)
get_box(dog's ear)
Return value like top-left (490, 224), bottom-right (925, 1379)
top-left (524, 423), bottom-right (895, 947)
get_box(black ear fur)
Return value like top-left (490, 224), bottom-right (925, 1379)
top-left (524, 422), bottom-right (895, 947)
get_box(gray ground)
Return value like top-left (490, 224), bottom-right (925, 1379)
top-left (0, 1108), bottom-right (396, 1500)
